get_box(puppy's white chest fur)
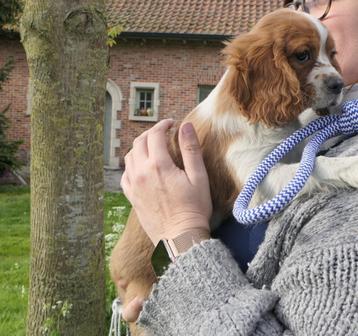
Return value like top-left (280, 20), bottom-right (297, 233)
top-left (225, 120), bottom-right (302, 186)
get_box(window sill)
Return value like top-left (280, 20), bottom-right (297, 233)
top-left (129, 115), bottom-right (158, 122)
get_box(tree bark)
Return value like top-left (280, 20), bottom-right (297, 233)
top-left (20, 1), bottom-right (108, 335)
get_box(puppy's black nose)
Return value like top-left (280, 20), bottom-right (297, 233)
top-left (325, 76), bottom-right (344, 95)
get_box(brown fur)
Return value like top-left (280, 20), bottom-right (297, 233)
top-left (222, 9), bottom-right (324, 126)
top-left (109, 9), bottom-right (340, 336)
top-left (109, 114), bottom-right (238, 336)
top-left (183, 111), bottom-right (239, 216)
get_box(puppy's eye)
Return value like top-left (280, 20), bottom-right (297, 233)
top-left (294, 50), bottom-right (310, 63)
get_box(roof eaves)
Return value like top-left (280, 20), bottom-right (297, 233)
top-left (120, 31), bottom-right (234, 42)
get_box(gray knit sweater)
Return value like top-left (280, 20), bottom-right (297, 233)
top-left (138, 122), bottom-right (358, 334)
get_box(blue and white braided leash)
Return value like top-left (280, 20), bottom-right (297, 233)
top-left (233, 99), bottom-right (358, 226)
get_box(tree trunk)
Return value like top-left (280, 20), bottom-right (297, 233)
top-left (20, 1), bottom-right (108, 335)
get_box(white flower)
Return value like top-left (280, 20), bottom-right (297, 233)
top-left (21, 285), bottom-right (26, 298)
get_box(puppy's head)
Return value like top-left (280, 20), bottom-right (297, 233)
top-left (223, 8), bottom-right (343, 126)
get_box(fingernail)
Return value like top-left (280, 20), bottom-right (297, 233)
top-left (163, 118), bottom-right (174, 125)
top-left (182, 122), bottom-right (194, 136)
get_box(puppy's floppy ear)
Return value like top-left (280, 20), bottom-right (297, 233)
top-left (223, 33), bottom-right (304, 126)
top-left (256, 40), bottom-right (304, 126)
top-left (222, 35), bottom-right (253, 110)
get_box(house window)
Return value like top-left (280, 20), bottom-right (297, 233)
top-left (129, 82), bottom-right (160, 122)
top-left (198, 85), bottom-right (215, 103)
top-left (135, 89), bottom-right (154, 117)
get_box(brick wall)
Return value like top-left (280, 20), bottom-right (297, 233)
top-left (111, 38), bottom-right (226, 166)
top-left (0, 35), bottom-right (226, 168)
top-left (0, 36), bottom-right (30, 163)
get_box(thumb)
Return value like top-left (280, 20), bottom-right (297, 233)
top-left (179, 122), bottom-right (207, 184)
top-left (122, 297), bottom-right (144, 322)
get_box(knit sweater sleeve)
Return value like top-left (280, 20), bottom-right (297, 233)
top-left (138, 224), bottom-right (357, 336)
top-left (138, 239), bottom-right (284, 335)
top-left (137, 135), bottom-right (358, 336)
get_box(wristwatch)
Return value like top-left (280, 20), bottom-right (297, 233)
top-left (151, 229), bottom-right (210, 277)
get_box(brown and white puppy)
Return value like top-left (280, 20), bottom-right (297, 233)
top-left (110, 9), bottom-right (358, 335)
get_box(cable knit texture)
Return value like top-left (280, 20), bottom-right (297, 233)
top-left (138, 135), bottom-right (358, 335)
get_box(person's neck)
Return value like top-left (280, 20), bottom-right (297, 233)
top-left (344, 73), bottom-right (358, 87)
top-left (344, 83), bottom-right (358, 101)
top-left (336, 38), bottom-right (358, 86)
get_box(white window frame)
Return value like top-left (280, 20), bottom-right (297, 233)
top-left (129, 82), bottom-right (160, 122)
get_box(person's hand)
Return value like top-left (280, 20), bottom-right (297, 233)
top-left (116, 279), bottom-right (144, 322)
top-left (121, 119), bottom-right (212, 246)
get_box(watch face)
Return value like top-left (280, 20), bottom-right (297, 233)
top-left (151, 240), bottom-right (172, 277)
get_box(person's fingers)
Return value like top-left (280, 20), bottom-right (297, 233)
top-left (132, 131), bottom-right (149, 159)
top-left (120, 171), bottom-right (131, 198)
top-left (124, 151), bottom-right (132, 172)
top-left (122, 297), bottom-right (144, 322)
top-left (117, 278), bottom-right (128, 290)
top-left (151, 118), bottom-right (175, 132)
top-left (147, 119), bottom-right (175, 168)
top-left (178, 122), bottom-right (207, 184)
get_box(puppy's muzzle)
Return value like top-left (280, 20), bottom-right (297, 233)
top-left (324, 76), bottom-right (344, 95)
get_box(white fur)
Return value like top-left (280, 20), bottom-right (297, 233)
top-left (224, 104), bottom-right (358, 207)
top-left (303, 12), bottom-right (344, 109)
top-left (194, 14), bottom-right (358, 208)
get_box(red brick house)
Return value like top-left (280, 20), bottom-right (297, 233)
top-left (0, 0), bottom-right (283, 170)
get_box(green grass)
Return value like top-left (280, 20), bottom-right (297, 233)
top-left (0, 186), bottom-right (30, 336)
top-left (103, 191), bottom-right (131, 233)
top-left (0, 185), bottom-right (131, 336)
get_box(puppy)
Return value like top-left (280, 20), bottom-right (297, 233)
top-left (110, 9), bottom-right (358, 335)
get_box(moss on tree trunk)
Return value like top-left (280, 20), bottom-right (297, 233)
top-left (20, 1), bottom-right (108, 335)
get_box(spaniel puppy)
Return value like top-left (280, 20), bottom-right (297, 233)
top-left (110, 9), bottom-right (358, 336)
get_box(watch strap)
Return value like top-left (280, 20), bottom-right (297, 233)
top-left (151, 229), bottom-right (210, 277)
top-left (165, 229), bottom-right (210, 259)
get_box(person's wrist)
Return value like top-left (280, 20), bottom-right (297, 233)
top-left (149, 214), bottom-right (211, 247)
top-left (151, 216), bottom-right (210, 276)
top-left (164, 215), bottom-right (210, 239)
top-left (164, 227), bottom-right (210, 257)
top-left (151, 227), bottom-right (210, 276)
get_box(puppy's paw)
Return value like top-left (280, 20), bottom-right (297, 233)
top-left (314, 156), bottom-right (358, 189)
top-left (339, 158), bottom-right (358, 188)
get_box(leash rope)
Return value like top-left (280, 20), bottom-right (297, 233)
top-left (233, 99), bottom-right (358, 226)
top-left (108, 298), bottom-right (130, 336)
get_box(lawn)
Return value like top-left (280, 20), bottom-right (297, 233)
top-left (0, 185), bottom-right (131, 335)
